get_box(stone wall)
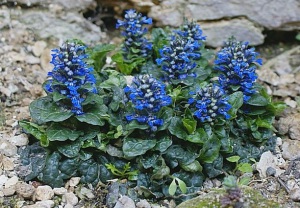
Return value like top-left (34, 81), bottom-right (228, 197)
top-left (102, 0), bottom-right (300, 47)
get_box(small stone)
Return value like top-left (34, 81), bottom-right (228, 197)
top-left (256, 151), bottom-right (284, 178)
top-left (15, 182), bottom-right (36, 199)
top-left (62, 192), bottom-right (78, 206)
top-left (35, 185), bottom-right (54, 201)
top-left (5, 176), bottom-right (19, 188)
top-left (32, 41), bottom-right (47, 57)
top-left (53, 187), bottom-right (67, 195)
top-left (69, 177), bottom-right (81, 187)
top-left (276, 137), bottom-right (282, 146)
top-left (114, 196), bottom-right (136, 208)
top-left (284, 98), bottom-right (297, 108)
top-left (11, 134), bottom-right (29, 146)
top-left (79, 187), bottom-right (95, 199)
top-left (40, 48), bottom-right (52, 72)
top-left (26, 55), bottom-right (41, 65)
top-left (290, 188), bottom-right (300, 202)
top-left (2, 156), bottom-right (14, 170)
top-left (64, 204), bottom-right (74, 208)
top-left (0, 175), bottom-right (8, 186)
top-left (35, 200), bottom-right (55, 208)
top-left (266, 167), bottom-right (276, 176)
top-left (0, 140), bottom-right (18, 156)
top-left (136, 199), bottom-right (151, 208)
top-left (282, 139), bottom-right (300, 160)
top-left (3, 187), bottom-right (16, 196)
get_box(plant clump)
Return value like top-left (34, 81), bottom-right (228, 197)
top-left (19, 9), bottom-right (285, 204)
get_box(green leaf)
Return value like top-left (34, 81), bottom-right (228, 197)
top-left (168, 117), bottom-right (188, 139)
top-left (247, 93), bottom-right (269, 106)
top-left (112, 53), bottom-right (145, 75)
top-left (185, 128), bottom-right (208, 144)
top-left (154, 136), bottom-right (172, 152)
top-left (79, 159), bottom-right (100, 184)
top-left (266, 102), bottom-right (286, 115)
top-left (82, 93), bottom-right (104, 106)
top-left (222, 175), bottom-right (237, 189)
top-left (52, 92), bottom-right (65, 102)
top-left (123, 137), bottom-right (157, 158)
top-left (100, 71), bottom-right (127, 89)
top-left (228, 92), bottom-right (244, 118)
top-left (46, 124), bottom-right (83, 142)
top-left (168, 179), bottom-right (177, 196)
top-left (226, 156), bottom-right (240, 163)
top-left (38, 152), bottom-right (64, 187)
top-left (29, 96), bottom-right (73, 124)
top-left (164, 145), bottom-right (198, 168)
top-left (199, 137), bottom-right (221, 163)
top-left (238, 176), bottom-right (251, 186)
top-left (177, 178), bottom-right (187, 194)
top-left (182, 118), bottom-right (197, 134)
top-left (296, 33), bottom-right (300, 41)
top-left (181, 161), bottom-right (202, 172)
top-left (157, 107), bottom-right (174, 130)
top-left (76, 105), bottom-right (109, 126)
top-left (19, 120), bottom-right (49, 147)
top-left (126, 120), bottom-right (149, 131)
top-left (256, 117), bottom-right (274, 129)
top-left (151, 157), bottom-right (170, 180)
top-left (88, 44), bottom-right (115, 71)
top-left (237, 163), bottom-right (253, 173)
top-left (57, 141), bottom-right (81, 158)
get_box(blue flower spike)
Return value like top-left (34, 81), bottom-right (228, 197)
top-left (214, 37), bottom-right (262, 102)
top-left (44, 41), bottom-right (97, 115)
top-left (188, 84), bottom-right (231, 124)
top-left (116, 9), bottom-right (153, 59)
top-left (124, 74), bottom-right (172, 131)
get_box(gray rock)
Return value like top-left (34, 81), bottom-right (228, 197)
top-left (282, 139), bottom-right (300, 160)
top-left (3, 187), bottom-right (16, 196)
top-left (62, 192), bottom-right (78, 206)
top-left (266, 167), bottom-right (276, 177)
top-left (32, 41), bottom-right (47, 57)
top-left (201, 18), bottom-right (264, 47)
top-left (6, 0), bottom-right (95, 12)
top-left (15, 182), bottom-right (36, 199)
top-left (35, 185), bottom-right (54, 201)
top-left (114, 196), bottom-right (136, 208)
top-left (256, 151), bottom-right (285, 178)
top-left (106, 182), bottom-right (120, 208)
top-left (11, 134), bottom-right (29, 146)
top-left (290, 188), bottom-right (300, 202)
top-left (16, 10), bottom-right (104, 44)
top-left (184, 0), bottom-right (300, 30)
top-left (277, 114), bottom-right (300, 140)
top-left (0, 175), bottom-right (8, 186)
top-left (53, 187), bottom-right (67, 196)
top-left (5, 176), bottom-right (19, 188)
top-left (0, 140), bottom-right (18, 157)
top-left (136, 199), bottom-right (151, 208)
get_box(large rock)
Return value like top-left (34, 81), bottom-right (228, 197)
top-left (184, 0), bottom-right (300, 30)
top-left (201, 18), bottom-right (264, 47)
top-left (6, 0), bottom-right (95, 11)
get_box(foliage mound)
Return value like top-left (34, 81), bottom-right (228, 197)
top-left (19, 9), bottom-right (285, 201)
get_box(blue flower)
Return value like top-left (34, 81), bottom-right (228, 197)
top-left (124, 74), bottom-right (172, 131)
top-left (116, 9), bottom-right (152, 59)
top-left (156, 35), bottom-right (201, 81)
top-left (214, 37), bottom-right (262, 101)
top-left (189, 84), bottom-right (231, 124)
top-left (44, 41), bottom-right (97, 115)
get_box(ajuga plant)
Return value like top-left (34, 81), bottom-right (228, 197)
top-left (19, 9), bottom-right (285, 203)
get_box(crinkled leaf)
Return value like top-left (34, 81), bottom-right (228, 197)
top-left (107, 145), bottom-right (124, 158)
top-left (154, 136), bottom-right (172, 152)
top-left (59, 157), bottom-right (80, 178)
top-left (18, 143), bottom-right (47, 181)
top-left (76, 105), bottom-right (109, 126)
top-left (185, 128), bottom-right (208, 144)
top-left (82, 93), bottom-right (104, 106)
top-left (123, 137), bottom-right (156, 158)
top-left (203, 155), bottom-right (224, 178)
top-left (157, 107), bottom-right (174, 130)
top-left (168, 117), bottom-right (188, 139)
top-left (140, 154), bottom-right (159, 169)
top-left (57, 140), bottom-right (81, 158)
top-left (46, 124), bottom-right (83, 142)
top-left (100, 71), bottom-right (127, 89)
top-left (29, 96), bottom-right (72, 124)
top-left (87, 43), bottom-right (115, 71)
top-left (79, 159), bottom-right (100, 185)
top-left (38, 152), bottom-right (64, 187)
top-left (181, 160), bottom-right (202, 173)
top-left (164, 145), bottom-right (198, 168)
top-left (199, 137), bottom-right (221, 163)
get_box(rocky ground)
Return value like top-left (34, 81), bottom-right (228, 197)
top-left (1, 2), bottom-right (300, 208)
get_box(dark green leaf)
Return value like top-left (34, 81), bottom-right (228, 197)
top-left (154, 136), bottom-right (172, 152)
top-left (168, 117), bottom-right (188, 139)
top-left (79, 159), bottom-right (100, 184)
top-left (88, 43), bottom-right (115, 71)
top-left (76, 105), bottom-right (109, 126)
top-left (247, 93), bottom-right (269, 106)
top-left (228, 92), bottom-right (244, 118)
top-left (185, 128), bottom-right (208, 144)
top-left (151, 157), bottom-right (170, 180)
top-left (181, 160), bottom-right (202, 172)
top-left (164, 145), bottom-right (198, 168)
top-left (59, 157), bottom-right (80, 178)
top-left (203, 155), bottom-right (224, 178)
top-left (46, 124), bottom-right (83, 142)
top-left (123, 137), bottom-right (156, 158)
top-left (199, 137), bottom-right (221, 163)
top-left (29, 97), bottom-right (73, 124)
top-left (57, 140), bottom-right (81, 158)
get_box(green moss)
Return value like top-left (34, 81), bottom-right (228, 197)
top-left (176, 186), bottom-right (281, 208)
